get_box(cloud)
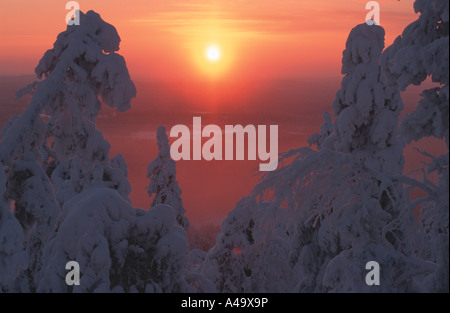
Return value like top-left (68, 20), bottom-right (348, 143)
top-left (130, 0), bottom-right (417, 39)
top-left (129, 0), bottom-right (360, 38)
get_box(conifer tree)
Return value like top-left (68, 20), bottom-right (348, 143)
top-left (147, 126), bottom-right (190, 230)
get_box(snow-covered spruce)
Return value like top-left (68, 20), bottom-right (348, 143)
top-left (145, 127), bottom-right (217, 291)
top-left (11, 10), bottom-right (136, 207)
top-left (201, 197), bottom-right (295, 292)
top-left (381, 0), bottom-right (449, 293)
top-left (252, 23), bottom-right (426, 292)
top-left (381, 0), bottom-right (448, 146)
top-left (4, 161), bottom-right (59, 292)
top-left (201, 198), bottom-right (258, 293)
top-left (0, 81), bottom-right (60, 292)
top-left (0, 10), bottom-right (139, 292)
top-left (0, 166), bottom-right (26, 292)
top-left (31, 11), bottom-right (194, 293)
top-left (38, 188), bottom-right (190, 292)
top-left (147, 126), bottom-right (190, 230)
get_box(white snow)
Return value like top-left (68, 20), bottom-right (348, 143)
top-left (147, 126), bottom-right (190, 230)
top-left (0, 2), bottom-right (447, 293)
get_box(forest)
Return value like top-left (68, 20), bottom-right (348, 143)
top-left (0, 0), bottom-right (448, 293)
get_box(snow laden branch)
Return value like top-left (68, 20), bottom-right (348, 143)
top-left (381, 0), bottom-right (448, 292)
top-left (147, 126), bottom-right (190, 230)
top-left (381, 0), bottom-right (449, 147)
top-left (246, 23), bottom-right (426, 292)
top-left (1, 11), bottom-right (136, 165)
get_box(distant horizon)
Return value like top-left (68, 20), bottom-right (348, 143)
top-left (1, 74), bottom-right (445, 225)
top-left (0, 0), bottom-right (444, 225)
top-left (1, 0), bottom-right (418, 79)
top-left (0, 0), bottom-right (447, 295)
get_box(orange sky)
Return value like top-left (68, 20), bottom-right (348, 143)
top-left (1, 0), bottom-right (418, 81)
top-left (0, 0), bottom-right (427, 223)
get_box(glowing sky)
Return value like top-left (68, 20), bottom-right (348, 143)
top-left (1, 0), bottom-right (417, 81)
top-left (0, 0), bottom-right (426, 223)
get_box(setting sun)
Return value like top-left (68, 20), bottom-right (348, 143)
top-left (190, 41), bottom-right (233, 79)
top-left (206, 45), bottom-right (221, 62)
top-left (0, 0), bottom-right (446, 296)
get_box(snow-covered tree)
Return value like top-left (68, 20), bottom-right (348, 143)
top-left (381, 0), bottom-right (448, 146)
top-left (0, 10), bottom-right (139, 292)
top-left (5, 161), bottom-right (60, 292)
top-left (201, 197), bottom-right (257, 293)
top-left (23, 12), bottom-right (192, 293)
top-left (13, 10), bottom-right (136, 206)
top-left (147, 126), bottom-right (189, 230)
top-left (417, 160), bottom-right (449, 292)
top-left (185, 249), bottom-right (216, 293)
top-left (201, 197), bottom-right (295, 292)
top-left (0, 49), bottom-right (61, 293)
top-left (381, 0), bottom-right (449, 292)
top-left (38, 188), bottom-right (190, 293)
top-left (0, 165), bottom-right (26, 292)
top-left (1, 115), bottom-right (60, 292)
top-left (252, 23), bottom-right (426, 292)
top-left (241, 204), bottom-right (296, 293)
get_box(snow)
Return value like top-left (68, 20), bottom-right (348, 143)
top-left (0, 10), bottom-right (139, 292)
top-left (0, 166), bottom-right (26, 292)
top-left (381, 0), bottom-right (449, 146)
top-left (381, 0), bottom-right (449, 292)
top-left (201, 198), bottom-right (296, 292)
top-left (247, 23), bottom-right (428, 292)
top-left (38, 188), bottom-right (190, 292)
top-left (147, 126), bottom-right (190, 230)
top-left (0, 2), bottom-right (448, 293)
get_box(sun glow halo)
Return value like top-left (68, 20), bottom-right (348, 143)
top-left (189, 40), bottom-right (234, 79)
top-left (206, 45), bottom-right (221, 62)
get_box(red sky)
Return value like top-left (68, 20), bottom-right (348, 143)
top-left (1, 0), bottom-right (417, 80)
top-left (2, 0), bottom-right (436, 224)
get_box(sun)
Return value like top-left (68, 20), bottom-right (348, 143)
top-left (206, 45), bottom-right (221, 62)
top-left (190, 41), bottom-right (233, 78)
